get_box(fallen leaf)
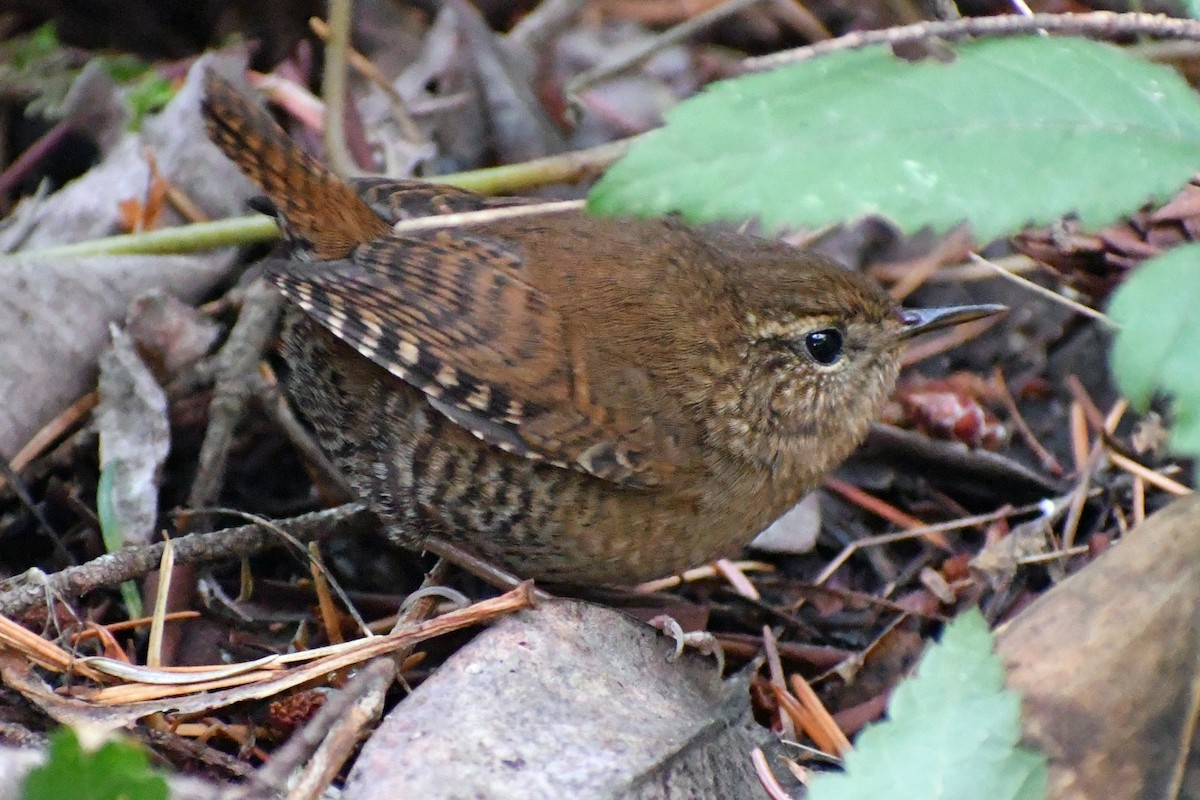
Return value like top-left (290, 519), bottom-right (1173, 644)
top-left (96, 326), bottom-right (169, 549)
top-left (0, 55), bottom-right (256, 458)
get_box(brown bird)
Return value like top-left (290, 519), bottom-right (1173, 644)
top-left (201, 70), bottom-right (1002, 585)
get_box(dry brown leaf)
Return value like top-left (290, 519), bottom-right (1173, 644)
top-left (117, 152), bottom-right (168, 233)
top-left (0, 55), bottom-right (257, 459)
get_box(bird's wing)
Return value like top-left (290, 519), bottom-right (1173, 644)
top-left (265, 230), bottom-right (693, 488)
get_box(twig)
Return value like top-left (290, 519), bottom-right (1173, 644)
top-left (422, 538), bottom-right (551, 599)
top-left (1108, 451), bottom-right (1191, 496)
top-left (287, 659), bottom-right (392, 800)
top-left (439, 137), bottom-right (636, 194)
top-left (146, 539), bottom-right (174, 669)
top-left (260, 561), bottom-right (451, 800)
top-left (1, 138), bottom-right (632, 261)
top-left (1017, 544), bottom-right (1089, 564)
top-left (1061, 400), bottom-right (1128, 549)
top-left (1068, 402), bottom-right (1089, 473)
top-left (86, 585), bottom-right (535, 700)
top-left (873, 253), bottom-right (1040, 285)
top-left (568, 0), bottom-right (774, 99)
top-left (762, 625), bottom-right (794, 739)
top-left (71, 612), bottom-right (200, 641)
top-left (900, 313), bottom-right (1003, 367)
top-left (743, 12), bottom-right (1200, 72)
top-left (1061, 433), bottom-right (1102, 551)
top-left (151, 150), bottom-right (210, 224)
top-left (390, 199), bottom-right (584, 234)
top-left (186, 279), bottom-right (281, 528)
top-left (0, 391), bottom-right (97, 494)
top-left (814, 505), bottom-right (1025, 585)
top-left (789, 673), bottom-right (852, 755)
top-left (0, 614), bottom-right (106, 681)
top-left (0, 118), bottom-right (74, 198)
top-left (867, 422), bottom-right (1060, 494)
top-left (1063, 375), bottom-right (1108, 434)
top-left (0, 583), bottom-right (533, 732)
top-left (0, 503), bottom-right (375, 618)
top-left (771, 687), bottom-right (816, 749)
top-left (635, 560), bottom-right (774, 593)
top-left (140, 727), bottom-right (261, 784)
top-left (310, 542), bottom-right (346, 646)
top-left (309, 16), bottom-right (427, 147)
top-left (507, 0), bottom-right (589, 53)
top-left (752, 747), bottom-right (796, 800)
top-left (822, 477), bottom-right (942, 545)
top-left (992, 367), bottom-right (1063, 476)
top-left (0, 453), bottom-right (66, 563)
top-left (0, 215), bottom-right (280, 259)
top-left (967, 253), bottom-right (1112, 325)
top-left (1132, 474), bottom-right (1145, 526)
top-left (767, 0), bottom-right (832, 41)
top-left (714, 558), bottom-right (761, 600)
top-left (885, 227), bottom-right (972, 302)
top-left (320, 0), bottom-right (358, 176)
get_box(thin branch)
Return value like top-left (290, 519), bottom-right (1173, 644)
top-left (321, 0), bottom-right (358, 176)
top-left (261, 560), bottom-right (451, 799)
top-left (743, 11), bottom-right (1200, 72)
top-left (390, 199), bottom-right (585, 234)
top-left (507, 0), bottom-right (588, 53)
top-left (186, 280), bottom-right (281, 526)
top-left (310, 15), bottom-right (428, 148)
top-left (567, 0), bottom-right (773, 99)
top-left (0, 504), bottom-right (375, 618)
top-left (968, 253), bottom-right (1113, 325)
top-left (439, 137), bottom-right (635, 194)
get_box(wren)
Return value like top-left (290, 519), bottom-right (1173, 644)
top-left (201, 71), bottom-right (1002, 585)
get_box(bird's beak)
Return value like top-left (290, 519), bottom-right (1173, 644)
top-left (898, 304), bottom-right (1007, 340)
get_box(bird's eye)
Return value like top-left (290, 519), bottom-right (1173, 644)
top-left (803, 329), bottom-right (843, 365)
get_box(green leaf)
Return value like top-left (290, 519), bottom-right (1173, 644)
top-left (0, 23), bottom-right (75, 117)
top-left (125, 73), bottom-right (175, 132)
top-left (808, 609), bottom-right (1047, 800)
top-left (96, 466), bottom-right (143, 618)
top-left (1108, 242), bottom-right (1200, 465)
top-left (23, 728), bottom-right (168, 800)
top-left (89, 54), bottom-right (174, 130)
top-left (590, 37), bottom-right (1200, 243)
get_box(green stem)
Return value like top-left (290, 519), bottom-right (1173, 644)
top-left (1, 215), bottom-right (278, 259)
top-left (2, 137), bottom-right (636, 259)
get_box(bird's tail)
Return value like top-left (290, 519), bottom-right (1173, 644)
top-left (200, 69), bottom-right (390, 259)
